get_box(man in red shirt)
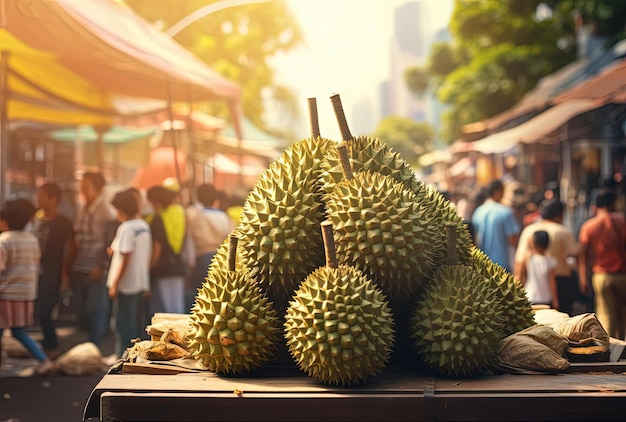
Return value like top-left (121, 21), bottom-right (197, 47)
top-left (578, 189), bottom-right (626, 339)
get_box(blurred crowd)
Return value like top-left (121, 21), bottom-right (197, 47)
top-left (0, 172), bottom-right (242, 375)
top-left (447, 173), bottom-right (626, 342)
top-left (1, 169), bottom-right (625, 376)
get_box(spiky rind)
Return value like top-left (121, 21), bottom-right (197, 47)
top-left (320, 136), bottom-right (417, 195)
top-left (285, 265), bottom-right (395, 385)
top-left (470, 247), bottom-right (535, 336)
top-left (413, 183), bottom-right (474, 266)
top-left (325, 171), bottom-right (442, 300)
top-left (237, 138), bottom-right (335, 302)
top-left (207, 235), bottom-right (249, 276)
top-left (187, 269), bottom-right (281, 374)
top-left (411, 265), bottom-right (505, 377)
top-left (321, 136), bottom-right (472, 267)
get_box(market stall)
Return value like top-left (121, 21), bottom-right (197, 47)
top-left (0, 0), bottom-right (242, 201)
top-left (84, 364), bottom-right (626, 421)
top-left (83, 95), bottom-right (626, 422)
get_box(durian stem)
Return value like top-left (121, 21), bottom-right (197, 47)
top-left (228, 234), bottom-right (239, 272)
top-left (445, 223), bottom-right (458, 265)
top-left (330, 93), bottom-right (353, 141)
top-left (321, 220), bottom-right (338, 269)
top-left (308, 97), bottom-right (320, 139)
top-left (336, 143), bottom-right (353, 181)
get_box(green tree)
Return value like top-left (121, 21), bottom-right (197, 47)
top-left (122, 0), bottom-right (302, 136)
top-left (372, 116), bottom-right (434, 167)
top-left (406, 0), bottom-right (626, 144)
top-left (405, 42), bottom-right (465, 98)
top-left (404, 67), bottom-right (430, 98)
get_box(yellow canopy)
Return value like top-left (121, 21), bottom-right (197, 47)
top-left (0, 0), bottom-right (242, 126)
top-left (1, 31), bottom-right (116, 125)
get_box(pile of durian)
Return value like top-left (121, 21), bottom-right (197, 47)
top-left (186, 95), bottom-right (535, 385)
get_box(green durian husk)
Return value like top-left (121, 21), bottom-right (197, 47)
top-left (320, 136), bottom-right (417, 194)
top-left (284, 264), bottom-right (395, 386)
top-left (470, 247), bottom-right (535, 336)
top-left (324, 170), bottom-right (442, 303)
top-left (321, 135), bottom-right (473, 267)
top-left (411, 265), bottom-right (505, 378)
top-left (187, 268), bottom-right (281, 374)
top-left (236, 137), bottom-right (336, 307)
top-left (206, 235), bottom-right (250, 277)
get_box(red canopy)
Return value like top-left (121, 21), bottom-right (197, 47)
top-left (552, 59), bottom-right (626, 104)
top-left (132, 146), bottom-right (188, 190)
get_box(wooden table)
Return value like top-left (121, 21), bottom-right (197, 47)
top-left (84, 363), bottom-right (626, 422)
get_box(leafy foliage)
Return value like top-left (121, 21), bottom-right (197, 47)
top-left (405, 67), bottom-right (430, 98)
top-left (404, 0), bottom-right (626, 143)
top-left (372, 116), bottom-right (434, 166)
top-left (122, 0), bottom-right (303, 136)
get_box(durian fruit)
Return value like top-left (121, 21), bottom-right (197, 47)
top-left (322, 97), bottom-right (473, 266)
top-left (284, 221), bottom-right (395, 385)
top-left (324, 164), bottom-right (441, 302)
top-left (470, 247), bottom-right (535, 336)
top-left (207, 235), bottom-right (249, 276)
top-left (236, 136), bottom-right (335, 307)
top-left (187, 235), bottom-right (281, 374)
top-left (324, 94), bottom-right (417, 194)
top-left (320, 135), bottom-right (418, 194)
top-left (411, 264), bottom-right (505, 377)
top-left (414, 183), bottom-right (473, 266)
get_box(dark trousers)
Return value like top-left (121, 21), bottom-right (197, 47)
top-left (69, 271), bottom-right (110, 348)
top-left (113, 293), bottom-right (143, 357)
top-left (37, 276), bottom-right (60, 350)
top-left (556, 274), bottom-right (579, 316)
top-left (187, 252), bottom-right (215, 310)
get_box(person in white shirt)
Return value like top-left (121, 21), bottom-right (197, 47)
top-left (107, 189), bottom-right (152, 357)
top-left (514, 198), bottom-right (578, 315)
top-left (520, 230), bottom-right (558, 308)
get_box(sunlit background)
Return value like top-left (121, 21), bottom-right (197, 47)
top-left (269, 0), bottom-right (454, 141)
top-left (1, 0), bottom-right (625, 229)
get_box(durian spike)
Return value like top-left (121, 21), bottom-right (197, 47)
top-left (445, 223), bottom-right (458, 266)
top-left (228, 234), bottom-right (239, 272)
top-left (321, 220), bottom-right (338, 269)
top-left (336, 143), bottom-right (353, 181)
top-left (330, 93), bottom-right (353, 141)
top-left (308, 97), bottom-right (320, 139)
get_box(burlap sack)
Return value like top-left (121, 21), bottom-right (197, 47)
top-left (549, 313), bottom-right (609, 347)
top-left (496, 325), bottom-right (570, 374)
top-left (533, 308), bottom-right (570, 326)
top-left (55, 342), bottom-right (103, 376)
top-left (515, 325), bottom-right (569, 355)
top-left (126, 340), bottom-right (190, 362)
top-left (160, 328), bottom-right (190, 349)
top-left (146, 313), bottom-right (191, 338)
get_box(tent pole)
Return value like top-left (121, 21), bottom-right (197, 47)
top-left (167, 78), bottom-right (181, 183)
top-left (187, 87), bottom-right (196, 192)
top-left (0, 51), bottom-right (10, 203)
top-left (238, 133), bottom-right (244, 187)
top-left (225, 100), bottom-right (244, 189)
top-left (95, 125), bottom-right (106, 171)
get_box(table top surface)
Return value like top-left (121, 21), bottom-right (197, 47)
top-left (89, 366), bottom-right (626, 394)
top-left (85, 363), bottom-right (626, 409)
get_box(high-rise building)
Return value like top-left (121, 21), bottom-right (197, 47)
top-left (423, 27), bottom-right (451, 146)
top-left (379, 0), bottom-right (451, 147)
top-left (383, 1), bottom-right (428, 120)
top-left (394, 2), bottom-right (426, 58)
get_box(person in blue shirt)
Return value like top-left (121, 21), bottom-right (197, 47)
top-left (471, 179), bottom-right (520, 272)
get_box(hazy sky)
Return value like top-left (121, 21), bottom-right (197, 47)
top-left (270, 0), bottom-right (454, 140)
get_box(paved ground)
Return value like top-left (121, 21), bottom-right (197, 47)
top-left (1, 317), bottom-right (116, 422)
